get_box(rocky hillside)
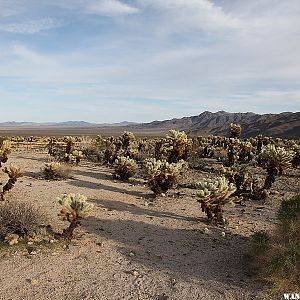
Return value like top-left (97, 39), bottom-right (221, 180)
top-left (134, 111), bottom-right (300, 138)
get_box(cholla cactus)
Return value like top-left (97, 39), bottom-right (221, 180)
top-left (223, 165), bottom-right (267, 200)
top-left (114, 156), bottom-right (137, 180)
top-left (291, 144), bottom-right (300, 168)
top-left (258, 144), bottom-right (293, 189)
top-left (239, 141), bottom-right (254, 163)
top-left (64, 136), bottom-right (76, 154)
top-left (44, 162), bottom-right (70, 180)
top-left (58, 193), bottom-right (94, 240)
top-left (227, 139), bottom-right (240, 166)
top-left (165, 130), bottom-right (192, 162)
top-left (1, 164), bottom-right (23, 200)
top-left (0, 140), bottom-right (11, 167)
top-left (229, 123), bottom-right (242, 138)
top-left (120, 131), bottom-right (135, 149)
top-left (65, 150), bottom-right (84, 165)
top-left (196, 177), bottom-right (236, 224)
top-left (144, 158), bottom-right (187, 195)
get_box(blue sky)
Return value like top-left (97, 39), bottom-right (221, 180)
top-left (0, 0), bottom-right (299, 123)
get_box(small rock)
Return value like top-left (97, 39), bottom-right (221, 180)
top-left (129, 252), bottom-right (135, 257)
top-left (131, 270), bottom-right (139, 277)
top-left (5, 234), bottom-right (19, 246)
top-left (221, 232), bottom-right (226, 237)
top-left (202, 227), bottom-right (209, 234)
top-left (157, 293), bottom-right (169, 300)
top-left (68, 244), bottom-right (75, 252)
top-left (31, 279), bottom-right (39, 286)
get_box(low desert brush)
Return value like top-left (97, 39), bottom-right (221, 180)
top-left (0, 201), bottom-right (43, 242)
top-left (250, 194), bottom-right (300, 295)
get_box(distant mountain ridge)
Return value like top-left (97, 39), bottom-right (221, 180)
top-left (133, 111), bottom-right (300, 138)
top-left (0, 121), bottom-right (136, 127)
top-left (1, 111), bottom-right (299, 138)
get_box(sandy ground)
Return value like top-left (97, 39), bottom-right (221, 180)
top-left (0, 151), bottom-right (299, 300)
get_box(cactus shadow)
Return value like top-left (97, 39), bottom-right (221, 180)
top-left (83, 217), bottom-right (253, 288)
top-left (89, 198), bottom-right (199, 222)
top-left (67, 178), bottom-right (150, 199)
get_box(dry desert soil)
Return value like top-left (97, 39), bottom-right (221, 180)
top-left (0, 150), bottom-right (299, 300)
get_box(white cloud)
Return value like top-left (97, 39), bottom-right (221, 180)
top-left (86, 0), bottom-right (139, 16)
top-left (136, 0), bottom-right (240, 32)
top-left (0, 18), bottom-right (62, 34)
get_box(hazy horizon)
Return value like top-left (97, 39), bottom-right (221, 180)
top-left (0, 110), bottom-right (299, 125)
top-left (0, 0), bottom-right (300, 123)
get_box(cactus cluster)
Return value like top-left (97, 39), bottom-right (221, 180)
top-left (223, 165), bottom-right (267, 200)
top-left (196, 176), bottom-right (236, 223)
top-left (258, 144), bottom-right (294, 189)
top-left (114, 156), bottom-right (137, 180)
top-left (143, 158), bottom-right (187, 195)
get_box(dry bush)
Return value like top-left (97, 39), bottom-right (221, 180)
top-left (0, 201), bottom-right (43, 240)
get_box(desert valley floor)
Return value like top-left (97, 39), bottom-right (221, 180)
top-left (0, 150), bottom-right (299, 300)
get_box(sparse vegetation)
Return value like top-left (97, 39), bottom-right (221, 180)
top-left (0, 201), bottom-right (43, 242)
top-left (250, 194), bottom-right (300, 295)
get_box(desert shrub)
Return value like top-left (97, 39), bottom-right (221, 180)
top-left (258, 144), bottom-right (293, 189)
top-left (143, 158), bottom-right (187, 196)
top-left (58, 193), bottom-right (94, 240)
top-left (250, 231), bottom-right (270, 255)
top-left (196, 176), bottom-right (237, 224)
top-left (43, 162), bottom-right (72, 180)
top-left (114, 156), bottom-right (137, 180)
top-left (250, 194), bottom-right (300, 295)
top-left (0, 201), bottom-right (43, 241)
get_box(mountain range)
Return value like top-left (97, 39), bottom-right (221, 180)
top-left (134, 111), bottom-right (300, 138)
top-left (0, 111), bottom-right (299, 138)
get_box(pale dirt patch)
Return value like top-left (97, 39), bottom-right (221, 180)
top-left (0, 151), bottom-right (299, 300)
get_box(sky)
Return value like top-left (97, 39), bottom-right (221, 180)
top-left (0, 0), bottom-right (299, 123)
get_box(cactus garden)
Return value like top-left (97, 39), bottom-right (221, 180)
top-left (0, 128), bottom-right (299, 299)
